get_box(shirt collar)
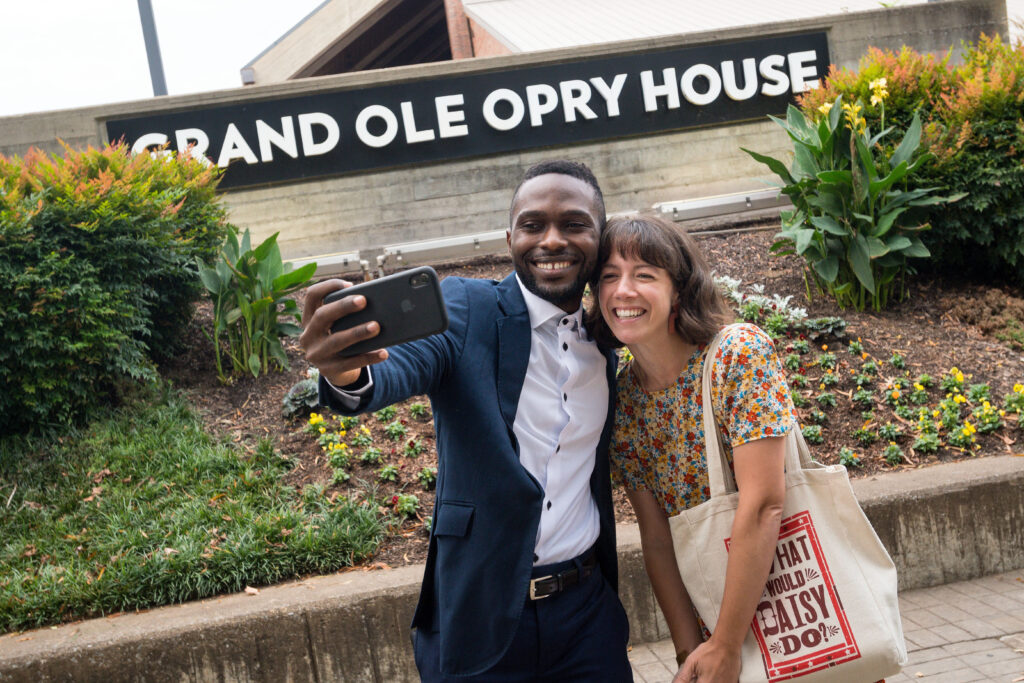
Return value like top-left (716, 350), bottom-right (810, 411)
top-left (515, 275), bottom-right (583, 332)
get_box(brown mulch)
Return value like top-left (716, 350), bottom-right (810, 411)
top-left (160, 228), bottom-right (1024, 570)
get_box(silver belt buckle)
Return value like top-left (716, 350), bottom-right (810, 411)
top-left (529, 574), bottom-right (553, 600)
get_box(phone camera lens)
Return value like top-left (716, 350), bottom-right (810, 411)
top-left (411, 273), bottom-right (429, 287)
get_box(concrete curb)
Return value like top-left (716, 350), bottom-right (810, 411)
top-left (1, 455), bottom-right (1021, 682)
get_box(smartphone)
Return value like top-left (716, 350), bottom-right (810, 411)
top-left (324, 266), bottom-right (449, 357)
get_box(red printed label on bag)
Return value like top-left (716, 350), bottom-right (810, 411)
top-left (726, 510), bottom-right (859, 681)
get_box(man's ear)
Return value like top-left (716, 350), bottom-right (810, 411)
top-left (506, 229), bottom-right (512, 253)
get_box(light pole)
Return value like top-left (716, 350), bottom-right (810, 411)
top-left (137, 0), bottom-right (167, 96)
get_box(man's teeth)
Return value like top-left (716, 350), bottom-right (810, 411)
top-left (536, 261), bottom-right (571, 270)
top-left (615, 308), bottom-right (644, 319)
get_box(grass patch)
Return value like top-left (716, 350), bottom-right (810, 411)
top-left (0, 383), bottom-right (385, 633)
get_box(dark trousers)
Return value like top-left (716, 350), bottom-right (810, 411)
top-left (413, 553), bottom-right (633, 682)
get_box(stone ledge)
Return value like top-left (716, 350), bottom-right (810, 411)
top-left (1, 455), bottom-right (1021, 682)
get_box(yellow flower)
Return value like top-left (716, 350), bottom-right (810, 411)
top-left (913, 383), bottom-right (924, 391)
top-left (962, 422), bottom-right (976, 436)
top-left (954, 394), bottom-right (966, 404)
top-left (308, 413), bottom-right (324, 426)
top-left (318, 426), bottom-right (326, 434)
top-left (950, 366), bottom-right (960, 374)
top-left (861, 352), bottom-right (868, 360)
top-left (999, 409), bottom-right (1006, 417)
top-left (983, 400), bottom-right (991, 409)
top-left (932, 410), bottom-right (940, 418)
top-left (818, 102), bottom-right (833, 115)
top-left (339, 430), bottom-right (347, 437)
top-left (891, 390), bottom-right (900, 399)
top-left (1014, 383), bottom-right (1024, 394)
top-left (869, 77), bottom-right (888, 90)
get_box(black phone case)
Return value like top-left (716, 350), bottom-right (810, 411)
top-left (325, 266), bottom-right (449, 357)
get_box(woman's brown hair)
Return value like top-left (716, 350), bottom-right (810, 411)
top-left (586, 214), bottom-right (731, 348)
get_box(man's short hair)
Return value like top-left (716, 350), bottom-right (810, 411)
top-left (509, 160), bottom-right (606, 229)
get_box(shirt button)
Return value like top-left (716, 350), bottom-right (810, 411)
top-left (547, 501), bottom-right (552, 510)
top-left (533, 553), bottom-right (539, 562)
top-left (562, 342), bottom-right (568, 351)
top-left (561, 319), bottom-right (568, 325)
top-left (563, 393), bottom-right (567, 401)
top-left (556, 445), bottom-right (561, 453)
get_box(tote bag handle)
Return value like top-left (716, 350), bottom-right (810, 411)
top-left (700, 324), bottom-right (813, 498)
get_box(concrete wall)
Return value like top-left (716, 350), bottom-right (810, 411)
top-left (1, 455), bottom-right (1021, 683)
top-left (0, 0), bottom-right (1006, 262)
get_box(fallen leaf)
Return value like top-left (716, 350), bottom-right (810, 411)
top-left (244, 586), bottom-right (259, 596)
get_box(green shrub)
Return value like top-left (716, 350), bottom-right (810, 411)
top-left (799, 37), bottom-right (1024, 285)
top-left (0, 143), bottom-right (229, 433)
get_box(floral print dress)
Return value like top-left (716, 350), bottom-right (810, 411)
top-left (610, 323), bottom-right (797, 516)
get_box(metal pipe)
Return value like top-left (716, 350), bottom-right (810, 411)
top-left (137, 0), bottom-right (168, 96)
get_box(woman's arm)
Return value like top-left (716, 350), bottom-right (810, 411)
top-left (680, 435), bottom-right (786, 682)
top-left (627, 488), bottom-right (705, 666)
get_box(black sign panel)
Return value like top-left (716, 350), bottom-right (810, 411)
top-left (105, 32), bottom-right (828, 190)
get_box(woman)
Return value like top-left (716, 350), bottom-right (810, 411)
top-left (587, 214), bottom-right (795, 682)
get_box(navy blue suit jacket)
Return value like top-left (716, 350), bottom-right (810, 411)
top-left (320, 273), bottom-right (619, 676)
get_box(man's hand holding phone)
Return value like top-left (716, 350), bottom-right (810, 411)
top-left (300, 279), bottom-right (388, 387)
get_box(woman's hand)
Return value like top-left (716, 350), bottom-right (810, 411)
top-left (674, 640), bottom-right (741, 682)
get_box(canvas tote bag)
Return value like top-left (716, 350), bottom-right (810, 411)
top-left (668, 325), bottom-right (907, 682)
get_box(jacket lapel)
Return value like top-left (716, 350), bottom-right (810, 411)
top-left (495, 275), bottom-right (531, 443)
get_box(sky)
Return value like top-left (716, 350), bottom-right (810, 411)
top-left (0, 0), bottom-right (326, 118)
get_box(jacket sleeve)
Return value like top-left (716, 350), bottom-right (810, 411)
top-left (318, 276), bottom-right (470, 415)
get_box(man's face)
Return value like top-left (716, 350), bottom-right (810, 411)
top-left (507, 174), bottom-right (601, 313)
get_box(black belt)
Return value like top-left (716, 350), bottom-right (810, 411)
top-left (528, 551), bottom-right (598, 600)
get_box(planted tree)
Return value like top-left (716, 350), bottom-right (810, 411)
top-left (198, 229), bottom-right (315, 381)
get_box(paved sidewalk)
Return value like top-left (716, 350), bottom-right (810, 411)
top-left (628, 570), bottom-right (1024, 682)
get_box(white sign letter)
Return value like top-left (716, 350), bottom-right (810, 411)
top-left (590, 74), bottom-right (628, 117)
top-left (435, 94), bottom-right (468, 138)
top-left (680, 63), bottom-right (722, 106)
top-left (525, 84), bottom-right (559, 127)
top-left (559, 80), bottom-right (598, 123)
top-left (640, 68), bottom-right (680, 112)
top-left (217, 123), bottom-right (259, 167)
top-left (788, 50), bottom-right (820, 93)
top-left (721, 59), bottom-right (758, 101)
top-left (355, 105), bottom-right (399, 148)
top-left (759, 55), bottom-right (790, 96)
top-left (256, 117), bottom-right (298, 162)
top-left (298, 112), bottom-right (340, 156)
top-left (401, 101), bottom-right (436, 144)
top-left (482, 89), bottom-right (525, 131)
top-left (131, 132), bottom-right (169, 158)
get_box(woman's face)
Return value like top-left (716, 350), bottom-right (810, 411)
top-left (598, 249), bottom-right (677, 346)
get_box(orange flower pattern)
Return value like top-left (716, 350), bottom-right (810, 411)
top-left (610, 324), bottom-right (797, 516)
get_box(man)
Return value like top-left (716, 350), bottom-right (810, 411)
top-left (300, 160), bottom-right (632, 681)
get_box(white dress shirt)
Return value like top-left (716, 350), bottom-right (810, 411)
top-left (514, 276), bottom-right (608, 565)
top-left (323, 276), bottom-right (609, 566)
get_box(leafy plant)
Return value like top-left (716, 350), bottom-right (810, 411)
top-left (337, 415), bottom-right (361, 430)
top-left (409, 403), bottom-right (430, 420)
top-left (816, 392), bottom-right (837, 408)
top-left (855, 373), bottom-right (875, 387)
top-left (793, 339), bottom-right (810, 354)
top-left (912, 432), bottom-right (941, 453)
top-left (817, 351), bottom-right (837, 370)
top-left (883, 443), bottom-right (904, 466)
top-left (784, 354), bottom-right (802, 372)
top-left (384, 420), bottom-right (408, 441)
top-left (393, 493), bottom-right (419, 517)
top-left (861, 360), bottom-right (879, 375)
top-left (282, 372), bottom-right (319, 419)
top-left (878, 422), bottom-right (901, 441)
top-left (790, 374), bottom-right (808, 388)
top-left (940, 367), bottom-right (966, 394)
top-left (915, 373), bottom-right (934, 389)
top-left (360, 447), bottom-right (383, 465)
top-left (375, 405), bottom-right (398, 422)
top-left (947, 421), bottom-right (977, 449)
top-left (853, 426), bottom-right (878, 446)
top-left (404, 439), bottom-right (425, 458)
top-left (837, 447), bottom-right (862, 467)
top-left (808, 409), bottom-right (828, 424)
top-left (820, 371), bottom-right (839, 388)
top-left (744, 94), bottom-right (963, 311)
top-left (418, 467), bottom-right (438, 489)
top-left (802, 425), bottom-right (824, 444)
top-left (198, 229), bottom-right (315, 381)
top-left (894, 404), bottom-right (915, 420)
top-left (889, 352), bottom-right (906, 369)
top-left (331, 468), bottom-right (351, 484)
top-left (972, 401), bottom-right (1002, 434)
top-left (853, 388), bottom-right (875, 407)
top-left (966, 383), bottom-right (991, 403)
top-left (791, 391), bottom-right (809, 408)
top-left (378, 464), bottom-right (398, 482)
top-left (1005, 384), bottom-right (1024, 414)
top-left (848, 339), bottom-right (864, 354)
top-left (349, 425), bottom-right (374, 448)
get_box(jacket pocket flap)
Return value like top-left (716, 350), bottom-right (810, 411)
top-left (434, 501), bottom-right (474, 537)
